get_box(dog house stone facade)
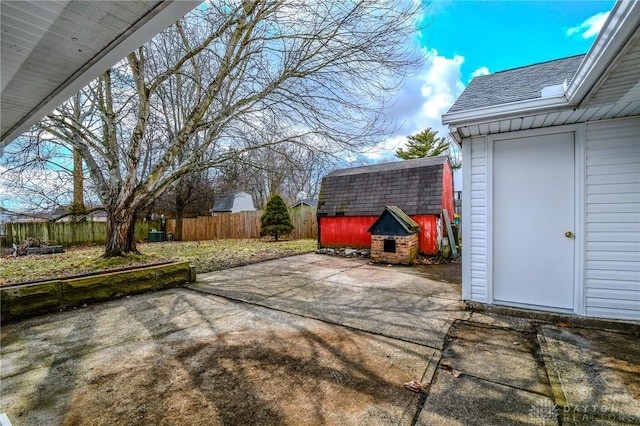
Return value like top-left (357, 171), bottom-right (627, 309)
top-left (368, 206), bottom-right (419, 265)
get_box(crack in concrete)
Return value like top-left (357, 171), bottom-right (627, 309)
top-left (408, 317), bottom-right (460, 425)
top-left (183, 285), bottom-right (442, 351)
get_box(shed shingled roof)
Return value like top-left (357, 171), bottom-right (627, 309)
top-left (447, 54), bottom-right (585, 113)
top-left (317, 157), bottom-right (447, 217)
top-left (211, 194), bottom-right (235, 212)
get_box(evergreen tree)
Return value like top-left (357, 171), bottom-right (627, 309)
top-left (395, 128), bottom-right (450, 160)
top-left (260, 194), bottom-right (294, 242)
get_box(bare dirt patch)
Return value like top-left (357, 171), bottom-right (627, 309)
top-left (413, 260), bottom-right (461, 284)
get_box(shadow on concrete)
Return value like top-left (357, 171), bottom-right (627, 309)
top-left (7, 290), bottom-right (433, 425)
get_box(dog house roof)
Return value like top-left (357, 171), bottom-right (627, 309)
top-left (368, 206), bottom-right (419, 236)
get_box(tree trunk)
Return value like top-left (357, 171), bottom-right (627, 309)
top-left (174, 207), bottom-right (183, 241)
top-left (72, 148), bottom-right (85, 213)
top-left (174, 191), bottom-right (185, 241)
top-left (104, 209), bottom-right (139, 257)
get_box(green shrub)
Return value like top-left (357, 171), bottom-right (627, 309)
top-left (260, 194), bottom-right (294, 242)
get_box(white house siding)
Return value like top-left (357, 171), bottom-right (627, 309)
top-left (462, 136), bottom-right (488, 302)
top-left (584, 117), bottom-right (640, 320)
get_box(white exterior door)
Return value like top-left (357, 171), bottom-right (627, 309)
top-left (493, 132), bottom-right (575, 310)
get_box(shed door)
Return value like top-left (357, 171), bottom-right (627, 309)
top-left (493, 132), bottom-right (574, 310)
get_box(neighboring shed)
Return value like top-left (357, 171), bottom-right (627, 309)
top-left (210, 191), bottom-right (256, 214)
top-left (291, 199), bottom-right (318, 209)
top-left (442, 0), bottom-right (640, 321)
top-left (317, 157), bottom-right (454, 255)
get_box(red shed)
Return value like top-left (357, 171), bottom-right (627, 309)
top-left (317, 156), bottom-right (454, 255)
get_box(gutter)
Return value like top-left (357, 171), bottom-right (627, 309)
top-left (441, 95), bottom-right (568, 128)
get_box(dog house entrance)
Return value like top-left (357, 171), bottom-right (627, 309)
top-left (383, 239), bottom-right (396, 253)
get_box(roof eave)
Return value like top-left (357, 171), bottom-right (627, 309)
top-left (1, 0), bottom-right (201, 146)
top-left (442, 0), bottom-right (640, 141)
top-left (564, 0), bottom-right (640, 107)
top-left (442, 95), bottom-right (568, 128)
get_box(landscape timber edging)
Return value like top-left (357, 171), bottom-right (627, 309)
top-left (1, 261), bottom-right (196, 322)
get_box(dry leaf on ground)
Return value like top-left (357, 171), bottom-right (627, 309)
top-left (403, 380), bottom-right (424, 393)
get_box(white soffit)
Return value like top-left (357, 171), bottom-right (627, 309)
top-left (1, 0), bottom-right (201, 146)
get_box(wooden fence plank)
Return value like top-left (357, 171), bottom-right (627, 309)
top-left (4, 209), bottom-right (317, 248)
top-left (3, 220), bottom-right (159, 247)
top-left (166, 209), bottom-right (316, 242)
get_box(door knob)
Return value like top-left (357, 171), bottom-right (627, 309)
top-left (565, 231), bottom-right (574, 238)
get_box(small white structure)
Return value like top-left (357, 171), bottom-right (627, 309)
top-left (442, 0), bottom-right (640, 321)
top-left (210, 191), bottom-right (256, 214)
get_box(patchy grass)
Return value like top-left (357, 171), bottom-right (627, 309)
top-left (1, 239), bottom-right (317, 285)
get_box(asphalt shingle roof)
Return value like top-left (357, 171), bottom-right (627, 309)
top-left (447, 54), bottom-right (585, 113)
top-left (291, 199), bottom-right (318, 208)
top-left (317, 157), bottom-right (447, 217)
top-left (211, 194), bottom-right (236, 212)
top-left (368, 206), bottom-right (420, 235)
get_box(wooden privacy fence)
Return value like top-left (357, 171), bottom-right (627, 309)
top-left (3, 208), bottom-right (317, 248)
top-left (167, 208), bottom-right (318, 241)
top-left (288, 206), bottom-right (317, 240)
top-left (167, 212), bottom-right (261, 241)
top-left (3, 220), bottom-right (159, 248)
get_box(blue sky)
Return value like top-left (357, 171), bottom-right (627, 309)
top-left (364, 0), bottom-right (616, 161)
top-left (423, 1), bottom-right (615, 80)
top-left (0, 1), bottom-right (620, 208)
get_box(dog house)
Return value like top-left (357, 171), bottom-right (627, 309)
top-left (368, 206), bottom-right (419, 265)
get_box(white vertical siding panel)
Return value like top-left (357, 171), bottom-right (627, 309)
top-left (585, 117), bottom-right (640, 321)
top-left (469, 136), bottom-right (488, 301)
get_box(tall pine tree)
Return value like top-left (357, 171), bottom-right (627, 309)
top-left (395, 128), bottom-right (449, 160)
top-left (261, 194), bottom-right (294, 242)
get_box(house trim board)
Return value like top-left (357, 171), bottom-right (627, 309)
top-left (574, 123), bottom-right (587, 316)
top-left (564, 0), bottom-right (640, 106)
top-left (443, 1), bottom-right (640, 131)
top-left (461, 138), bottom-right (473, 301)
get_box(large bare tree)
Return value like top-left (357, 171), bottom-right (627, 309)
top-left (31, 0), bottom-right (422, 256)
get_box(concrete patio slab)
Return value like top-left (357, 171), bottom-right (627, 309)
top-left (263, 282), bottom-right (467, 348)
top-left (440, 321), bottom-right (551, 396)
top-left (3, 253), bottom-right (639, 425)
top-left (467, 311), bottom-right (541, 332)
top-left (323, 264), bottom-right (461, 300)
top-left (417, 373), bottom-right (559, 426)
top-left (192, 275), bottom-right (312, 303)
top-left (192, 262), bottom-right (469, 349)
top-left (192, 254), bottom-right (467, 349)
top-left (1, 288), bottom-right (438, 426)
top-left (540, 325), bottom-right (640, 424)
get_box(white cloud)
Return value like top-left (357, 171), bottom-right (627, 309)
top-left (566, 11), bottom-right (610, 39)
top-left (471, 66), bottom-right (490, 79)
top-left (365, 48), bottom-right (466, 161)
